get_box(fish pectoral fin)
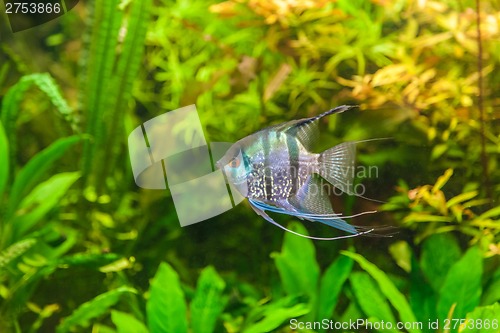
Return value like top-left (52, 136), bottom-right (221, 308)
top-left (288, 176), bottom-right (359, 234)
top-left (288, 175), bottom-right (335, 215)
top-left (248, 199), bottom-right (287, 214)
top-left (248, 199), bottom-right (274, 220)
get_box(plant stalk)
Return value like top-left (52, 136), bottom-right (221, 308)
top-left (475, 0), bottom-right (492, 203)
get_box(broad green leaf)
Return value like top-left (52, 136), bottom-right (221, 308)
top-left (317, 255), bottom-right (353, 328)
top-left (147, 262), bottom-right (188, 333)
top-left (32, 224), bottom-right (78, 260)
top-left (56, 287), bottom-right (137, 333)
top-left (10, 172), bottom-right (80, 242)
top-left (342, 251), bottom-right (421, 333)
top-left (437, 247), bottom-right (482, 325)
top-left (243, 304), bottom-right (309, 333)
top-left (243, 295), bottom-right (310, 333)
top-left (350, 272), bottom-right (398, 333)
top-left (7, 264), bottom-right (59, 318)
top-left (389, 241), bottom-right (412, 273)
top-left (111, 311), bottom-right (149, 333)
top-left (190, 266), bottom-right (227, 333)
top-left (93, 325), bottom-right (118, 333)
top-left (460, 303), bottom-right (500, 333)
top-left (410, 255), bottom-right (437, 333)
top-left (7, 135), bottom-right (81, 217)
top-left (340, 301), bottom-right (364, 324)
top-left (420, 233), bottom-right (461, 292)
top-left (482, 272), bottom-right (500, 306)
top-left (272, 222), bottom-right (320, 299)
top-left (0, 120), bottom-right (8, 196)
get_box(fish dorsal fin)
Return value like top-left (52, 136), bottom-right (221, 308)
top-left (285, 105), bottom-right (357, 150)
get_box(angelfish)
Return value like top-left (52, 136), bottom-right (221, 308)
top-left (216, 105), bottom-right (378, 240)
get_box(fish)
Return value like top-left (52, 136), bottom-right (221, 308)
top-left (216, 105), bottom-right (380, 240)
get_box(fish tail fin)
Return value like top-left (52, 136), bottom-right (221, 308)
top-left (317, 141), bottom-right (357, 195)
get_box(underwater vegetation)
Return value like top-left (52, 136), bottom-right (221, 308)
top-left (0, 0), bottom-right (499, 332)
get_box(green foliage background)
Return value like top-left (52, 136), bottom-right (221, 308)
top-left (0, 0), bottom-right (499, 332)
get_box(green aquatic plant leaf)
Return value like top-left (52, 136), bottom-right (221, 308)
top-left (403, 213), bottom-right (452, 223)
top-left (350, 272), bottom-right (398, 333)
top-left (111, 311), bottom-right (149, 333)
top-left (316, 255), bottom-right (353, 327)
top-left (81, 0), bottom-right (123, 181)
top-left (446, 191), bottom-right (478, 208)
top-left (342, 251), bottom-right (421, 333)
top-left (242, 295), bottom-right (310, 333)
top-left (190, 266), bottom-right (227, 333)
top-left (420, 233), bottom-right (462, 292)
top-left (147, 262), bottom-right (188, 333)
top-left (6, 135), bottom-right (81, 218)
top-left (482, 268), bottom-right (500, 306)
top-left (10, 172), bottom-right (80, 241)
top-left (0, 238), bottom-right (36, 269)
top-left (56, 287), bottom-right (138, 333)
top-left (57, 253), bottom-right (122, 269)
top-left (460, 303), bottom-right (500, 333)
top-left (99, 0), bottom-right (152, 187)
top-left (0, 120), bottom-right (8, 197)
top-left (272, 222), bottom-right (320, 308)
top-left (18, 73), bottom-right (77, 133)
top-left (0, 73), bottom-right (77, 166)
top-left (81, 0), bottom-right (151, 192)
top-left (477, 206), bottom-right (500, 220)
top-left (410, 254), bottom-right (437, 331)
top-left (389, 241), bottom-right (412, 273)
top-left (437, 247), bottom-right (482, 325)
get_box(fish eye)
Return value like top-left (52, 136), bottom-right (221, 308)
top-left (229, 157), bottom-right (241, 168)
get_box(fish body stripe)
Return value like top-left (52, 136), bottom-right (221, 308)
top-left (286, 133), bottom-right (299, 196)
top-left (263, 131), bottom-right (273, 200)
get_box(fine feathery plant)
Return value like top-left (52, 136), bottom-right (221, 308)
top-left (0, 73), bottom-right (79, 175)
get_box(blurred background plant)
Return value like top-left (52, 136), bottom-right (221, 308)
top-left (0, 0), bottom-right (499, 332)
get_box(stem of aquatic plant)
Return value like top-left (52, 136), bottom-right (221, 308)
top-left (475, 0), bottom-right (492, 203)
